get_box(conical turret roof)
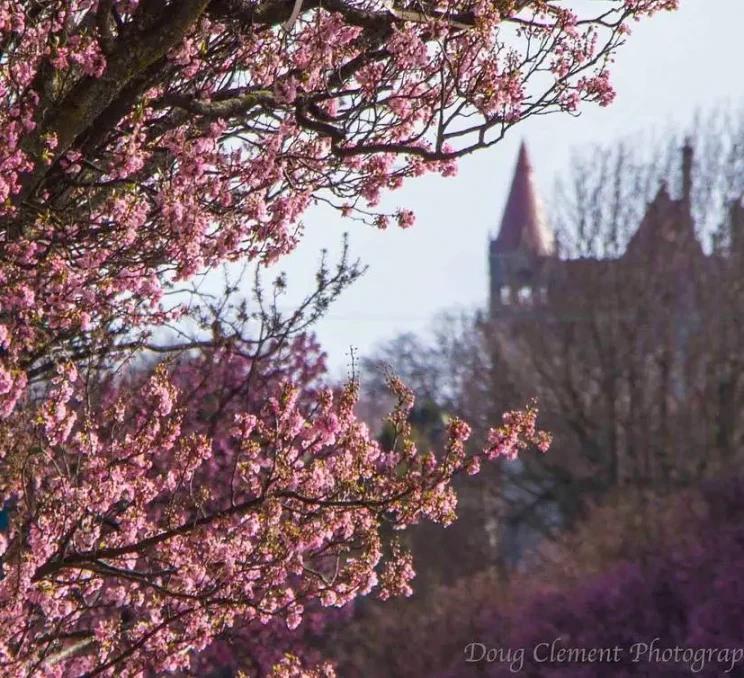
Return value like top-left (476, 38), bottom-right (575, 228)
top-left (492, 143), bottom-right (554, 256)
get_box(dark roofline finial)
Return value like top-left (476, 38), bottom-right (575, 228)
top-left (682, 138), bottom-right (694, 205)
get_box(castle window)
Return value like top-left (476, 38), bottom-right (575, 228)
top-left (518, 286), bottom-right (532, 305)
top-left (500, 286), bottom-right (511, 305)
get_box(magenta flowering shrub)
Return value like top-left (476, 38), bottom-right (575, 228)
top-left (440, 479), bottom-right (744, 677)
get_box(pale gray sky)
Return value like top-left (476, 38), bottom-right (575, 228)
top-left (267, 0), bottom-right (743, 375)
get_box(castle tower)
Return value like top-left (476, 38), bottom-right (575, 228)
top-left (489, 142), bottom-right (555, 316)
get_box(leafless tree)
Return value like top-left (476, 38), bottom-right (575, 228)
top-left (362, 111), bottom-right (744, 572)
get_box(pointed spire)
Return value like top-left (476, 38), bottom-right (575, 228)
top-left (492, 142), bottom-right (554, 256)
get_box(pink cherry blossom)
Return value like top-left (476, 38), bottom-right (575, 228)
top-left (0, 0), bottom-right (675, 672)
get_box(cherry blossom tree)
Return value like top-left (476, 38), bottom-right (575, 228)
top-left (0, 339), bottom-right (550, 675)
top-left (0, 0), bottom-right (676, 674)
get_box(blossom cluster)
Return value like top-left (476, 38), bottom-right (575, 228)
top-left (0, 355), bottom-right (549, 675)
top-left (0, 0), bottom-right (676, 418)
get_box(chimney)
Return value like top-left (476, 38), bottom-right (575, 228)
top-left (730, 196), bottom-right (744, 256)
top-left (681, 139), bottom-right (693, 204)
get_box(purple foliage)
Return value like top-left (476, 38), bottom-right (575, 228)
top-left (441, 479), bottom-right (744, 677)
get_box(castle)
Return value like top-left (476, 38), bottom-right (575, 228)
top-left (483, 142), bottom-right (744, 563)
top-left (486, 141), bottom-right (734, 319)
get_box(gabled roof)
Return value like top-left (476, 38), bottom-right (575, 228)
top-left (492, 142), bottom-right (554, 257)
top-left (624, 181), bottom-right (702, 262)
